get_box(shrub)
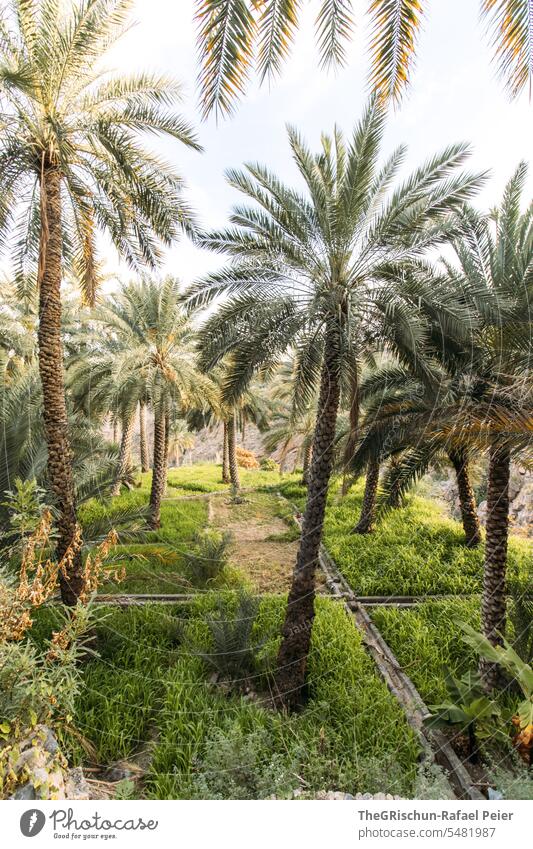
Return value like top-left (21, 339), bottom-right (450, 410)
top-left (236, 447), bottom-right (259, 469)
top-left (259, 458), bottom-right (279, 472)
top-left (183, 529), bottom-right (233, 585)
top-left (191, 723), bottom-right (298, 799)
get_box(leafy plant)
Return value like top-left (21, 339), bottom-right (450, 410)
top-left (459, 622), bottom-right (533, 762)
top-left (424, 670), bottom-right (500, 763)
top-left (1, 478), bottom-right (48, 531)
top-left (184, 529), bottom-right (233, 585)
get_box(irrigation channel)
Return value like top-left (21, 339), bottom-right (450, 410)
top-left (77, 487), bottom-right (485, 800)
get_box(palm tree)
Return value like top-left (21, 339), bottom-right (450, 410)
top-left (190, 100), bottom-right (484, 709)
top-left (348, 362), bottom-right (483, 545)
top-left (194, 0), bottom-right (533, 117)
top-left (166, 419), bottom-right (195, 466)
top-left (451, 169), bottom-right (533, 688)
top-left (0, 0), bottom-right (201, 603)
top-left (71, 278), bottom-right (215, 528)
top-left (353, 458), bottom-right (381, 533)
top-left (261, 358), bottom-right (318, 481)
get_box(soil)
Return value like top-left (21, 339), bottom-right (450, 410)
top-left (209, 492), bottom-right (325, 594)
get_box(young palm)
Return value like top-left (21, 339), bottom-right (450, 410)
top-left (0, 0), bottom-right (201, 602)
top-left (195, 0), bottom-right (533, 117)
top-left (262, 358), bottom-right (321, 480)
top-left (190, 100), bottom-right (485, 709)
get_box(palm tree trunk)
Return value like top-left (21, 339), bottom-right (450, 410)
top-left (162, 408), bottom-right (170, 494)
top-left (227, 412), bottom-right (240, 495)
top-left (112, 418), bottom-right (118, 444)
top-left (274, 333), bottom-right (341, 711)
top-left (111, 412), bottom-right (134, 497)
top-left (480, 443), bottom-right (511, 690)
top-left (301, 438), bottom-right (313, 486)
top-left (341, 366), bottom-right (359, 495)
top-left (387, 457), bottom-right (403, 508)
top-left (353, 459), bottom-right (379, 534)
top-left (448, 447), bottom-right (481, 547)
top-left (222, 421), bottom-right (230, 483)
top-left (37, 166), bottom-right (82, 606)
top-left (149, 407), bottom-right (166, 529)
top-left (139, 402), bottom-right (149, 473)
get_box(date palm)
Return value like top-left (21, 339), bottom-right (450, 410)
top-left (194, 0), bottom-right (533, 117)
top-left (452, 168), bottom-right (533, 688)
top-left (190, 99), bottom-right (485, 709)
top-left (71, 278), bottom-right (215, 528)
top-left (0, 0), bottom-right (201, 603)
top-left (347, 362), bottom-right (484, 545)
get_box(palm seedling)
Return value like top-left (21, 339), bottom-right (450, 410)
top-left (0, 0), bottom-right (201, 602)
top-left (189, 99), bottom-right (485, 709)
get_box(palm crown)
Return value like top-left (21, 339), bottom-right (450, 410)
top-left (0, 0), bottom-right (201, 292)
top-left (193, 99), bottom-right (485, 400)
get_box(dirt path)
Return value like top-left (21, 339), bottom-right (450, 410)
top-left (209, 491), bottom-right (301, 592)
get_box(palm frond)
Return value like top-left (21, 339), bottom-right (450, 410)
top-left (481, 0), bottom-right (533, 98)
top-left (367, 0), bottom-right (424, 103)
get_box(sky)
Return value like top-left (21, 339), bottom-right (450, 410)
top-left (103, 0), bottom-right (533, 286)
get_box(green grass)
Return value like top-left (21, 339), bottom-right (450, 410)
top-left (38, 463), bottom-right (529, 797)
top-left (43, 594), bottom-right (417, 797)
top-left (280, 477), bottom-right (532, 597)
top-left (80, 484), bottom-right (209, 594)
top-left (371, 599), bottom-right (481, 705)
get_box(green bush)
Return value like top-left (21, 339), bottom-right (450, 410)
top-left (260, 458), bottom-right (280, 472)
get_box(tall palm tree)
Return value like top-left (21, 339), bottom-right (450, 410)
top-left (190, 100), bottom-right (484, 709)
top-left (0, 0), bottom-right (201, 603)
top-left (194, 0), bottom-right (533, 117)
top-left (452, 169), bottom-right (533, 688)
top-left (71, 278), bottom-right (215, 528)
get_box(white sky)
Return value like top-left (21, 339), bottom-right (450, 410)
top-left (104, 0), bottom-right (533, 285)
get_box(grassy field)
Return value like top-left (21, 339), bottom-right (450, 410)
top-left (39, 463), bottom-right (529, 799)
top-left (279, 477), bottom-right (532, 597)
top-left (32, 595), bottom-right (419, 799)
